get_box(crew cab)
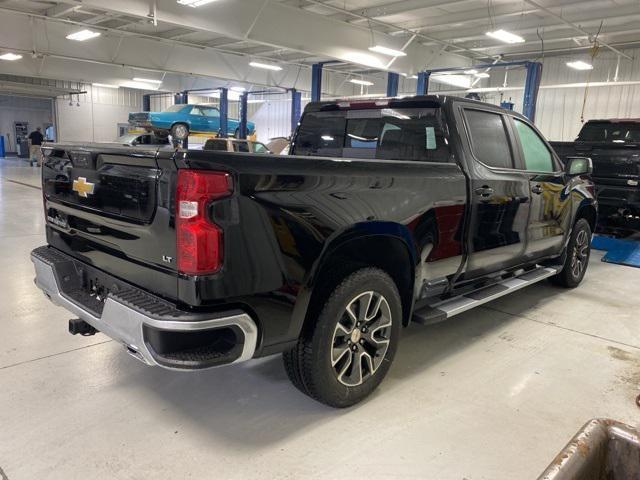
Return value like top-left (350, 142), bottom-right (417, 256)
top-left (551, 119), bottom-right (640, 232)
top-left (32, 96), bottom-right (596, 407)
top-left (128, 104), bottom-right (256, 141)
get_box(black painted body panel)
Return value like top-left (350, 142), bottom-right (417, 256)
top-left (41, 96), bottom-right (596, 356)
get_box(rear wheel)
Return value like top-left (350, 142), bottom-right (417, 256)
top-left (171, 123), bottom-right (189, 141)
top-left (551, 218), bottom-right (591, 288)
top-left (282, 268), bottom-right (401, 408)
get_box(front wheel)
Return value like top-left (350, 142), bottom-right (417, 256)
top-left (550, 218), bottom-right (592, 288)
top-left (171, 123), bottom-right (189, 141)
top-left (282, 268), bottom-right (401, 408)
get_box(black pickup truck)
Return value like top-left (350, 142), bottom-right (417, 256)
top-left (551, 119), bottom-right (640, 232)
top-left (33, 96), bottom-right (596, 407)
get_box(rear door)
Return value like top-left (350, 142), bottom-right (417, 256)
top-left (187, 106), bottom-right (207, 132)
top-left (509, 116), bottom-right (568, 259)
top-left (42, 146), bottom-right (179, 300)
top-left (458, 106), bottom-right (531, 280)
top-left (200, 106), bottom-right (221, 133)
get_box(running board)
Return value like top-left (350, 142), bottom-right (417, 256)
top-left (412, 266), bottom-right (560, 326)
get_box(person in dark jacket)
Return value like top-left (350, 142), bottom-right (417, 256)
top-left (28, 127), bottom-right (44, 166)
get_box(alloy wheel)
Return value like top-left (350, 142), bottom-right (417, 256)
top-left (330, 291), bottom-right (393, 387)
top-left (571, 229), bottom-right (589, 278)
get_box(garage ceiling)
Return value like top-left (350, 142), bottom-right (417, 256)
top-left (0, 0), bottom-right (638, 92)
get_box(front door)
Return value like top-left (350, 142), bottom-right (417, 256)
top-left (509, 116), bottom-right (568, 260)
top-left (460, 107), bottom-right (531, 280)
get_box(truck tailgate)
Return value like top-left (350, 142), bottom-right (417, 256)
top-left (42, 145), bottom-right (179, 301)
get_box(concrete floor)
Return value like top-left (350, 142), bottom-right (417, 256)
top-left (1, 156), bottom-right (640, 480)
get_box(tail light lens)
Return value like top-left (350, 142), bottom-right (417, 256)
top-left (176, 170), bottom-right (232, 275)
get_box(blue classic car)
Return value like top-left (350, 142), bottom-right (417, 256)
top-left (128, 104), bottom-right (255, 140)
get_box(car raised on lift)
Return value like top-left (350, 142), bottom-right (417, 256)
top-left (128, 104), bottom-right (256, 141)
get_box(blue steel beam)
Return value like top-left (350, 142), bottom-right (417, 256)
top-left (416, 72), bottom-right (430, 95)
top-left (290, 88), bottom-right (302, 135)
top-left (311, 63), bottom-right (323, 102)
top-left (522, 61), bottom-right (543, 122)
top-left (238, 92), bottom-right (248, 139)
top-left (386, 72), bottom-right (399, 97)
top-left (142, 94), bottom-right (151, 112)
top-left (218, 87), bottom-right (228, 137)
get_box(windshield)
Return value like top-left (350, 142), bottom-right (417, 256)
top-left (578, 121), bottom-right (640, 143)
top-left (163, 105), bottom-right (187, 113)
top-left (292, 107), bottom-right (450, 162)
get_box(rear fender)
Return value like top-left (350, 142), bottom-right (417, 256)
top-left (287, 222), bottom-right (418, 340)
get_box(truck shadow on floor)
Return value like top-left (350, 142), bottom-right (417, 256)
top-left (112, 282), bottom-right (567, 447)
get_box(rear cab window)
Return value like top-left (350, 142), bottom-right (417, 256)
top-left (578, 121), bottom-right (640, 143)
top-left (292, 107), bottom-right (451, 162)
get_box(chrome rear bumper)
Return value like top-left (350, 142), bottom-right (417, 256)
top-left (31, 247), bottom-right (258, 370)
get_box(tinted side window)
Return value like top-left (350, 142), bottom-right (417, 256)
top-left (234, 142), bottom-right (250, 153)
top-left (464, 109), bottom-right (513, 169)
top-left (513, 119), bottom-right (554, 172)
top-left (203, 139), bottom-right (228, 151)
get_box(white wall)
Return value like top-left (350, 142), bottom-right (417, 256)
top-left (416, 47), bottom-right (640, 141)
top-left (56, 85), bottom-right (148, 142)
top-left (0, 95), bottom-right (53, 152)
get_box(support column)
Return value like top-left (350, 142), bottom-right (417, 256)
top-left (238, 92), bottom-right (248, 139)
top-left (311, 63), bottom-right (323, 103)
top-left (386, 72), bottom-right (399, 97)
top-left (416, 72), bottom-right (430, 95)
top-left (174, 91), bottom-right (188, 104)
top-left (142, 94), bottom-right (151, 112)
top-left (522, 62), bottom-right (543, 122)
top-left (218, 87), bottom-right (228, 137)
top-left (290, 88), bottom-right (302, 136)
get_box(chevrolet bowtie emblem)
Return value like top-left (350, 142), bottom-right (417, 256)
top-left (72, 177), bottom-right (95, 198)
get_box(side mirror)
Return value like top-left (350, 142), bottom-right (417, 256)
top-left (565, 156), bottom-right (592, 176)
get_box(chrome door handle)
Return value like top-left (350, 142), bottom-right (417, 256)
top-left (474, 186), bottom-right (494, 197)
top-left (531, 184), bottom-right (543, 194)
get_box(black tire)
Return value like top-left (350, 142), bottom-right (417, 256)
top-left (282, 268), bottom-right (401, 408)
top-left (170, 123), bottom-right (189, 141)
top-left (550, 218), bottom-right (592, 288)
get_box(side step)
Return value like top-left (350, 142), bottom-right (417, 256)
top-left (412, 265), bottom-right (560, 326)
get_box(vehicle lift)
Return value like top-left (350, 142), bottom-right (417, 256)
top-left (311, 60), bottom-right (542, 121)
top-left (235, 88), bottom-right (302, 140)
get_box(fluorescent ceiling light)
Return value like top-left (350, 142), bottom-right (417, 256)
top-left (464, 69), bottom-right (479, 75)
top-left (566, 60), bottom-right (593, 70)
top-left (92, 83), bottom-right (119, 89)
top-left (432, 74), bottom-right (472, 89)
top-left (231, 86), bottom-right (246, 92)
top-left (486, 29), bottom-right (525, 44)
top-left (66, 29), bottom-right (101, 41)
top-left (350, 79), bottom-right (374, 86)
top-left (249, 61), bottom-right (283, 71)
top-left (368, 45), bottom-right (407, 57)
top-left (474, 72), bottom-right (490, 78)
top-left (0, 53), bottom-right (22, 61)
top-left (120, 81), bottom-right (160, 90)
top-left (133, 77), bottom-right (162, 84)
top-left (321, 135), bottom-right (334, 141)
top-left (177, 0), bottom-right (218, 6)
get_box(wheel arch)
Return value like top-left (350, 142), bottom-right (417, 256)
top-left (575, 202), bottom-right (597, 232)
top-left (292, 224), bottom-right (418, 340)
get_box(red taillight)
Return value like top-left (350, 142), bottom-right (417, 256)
top-left (176, 169), bottom-right (232, 275)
